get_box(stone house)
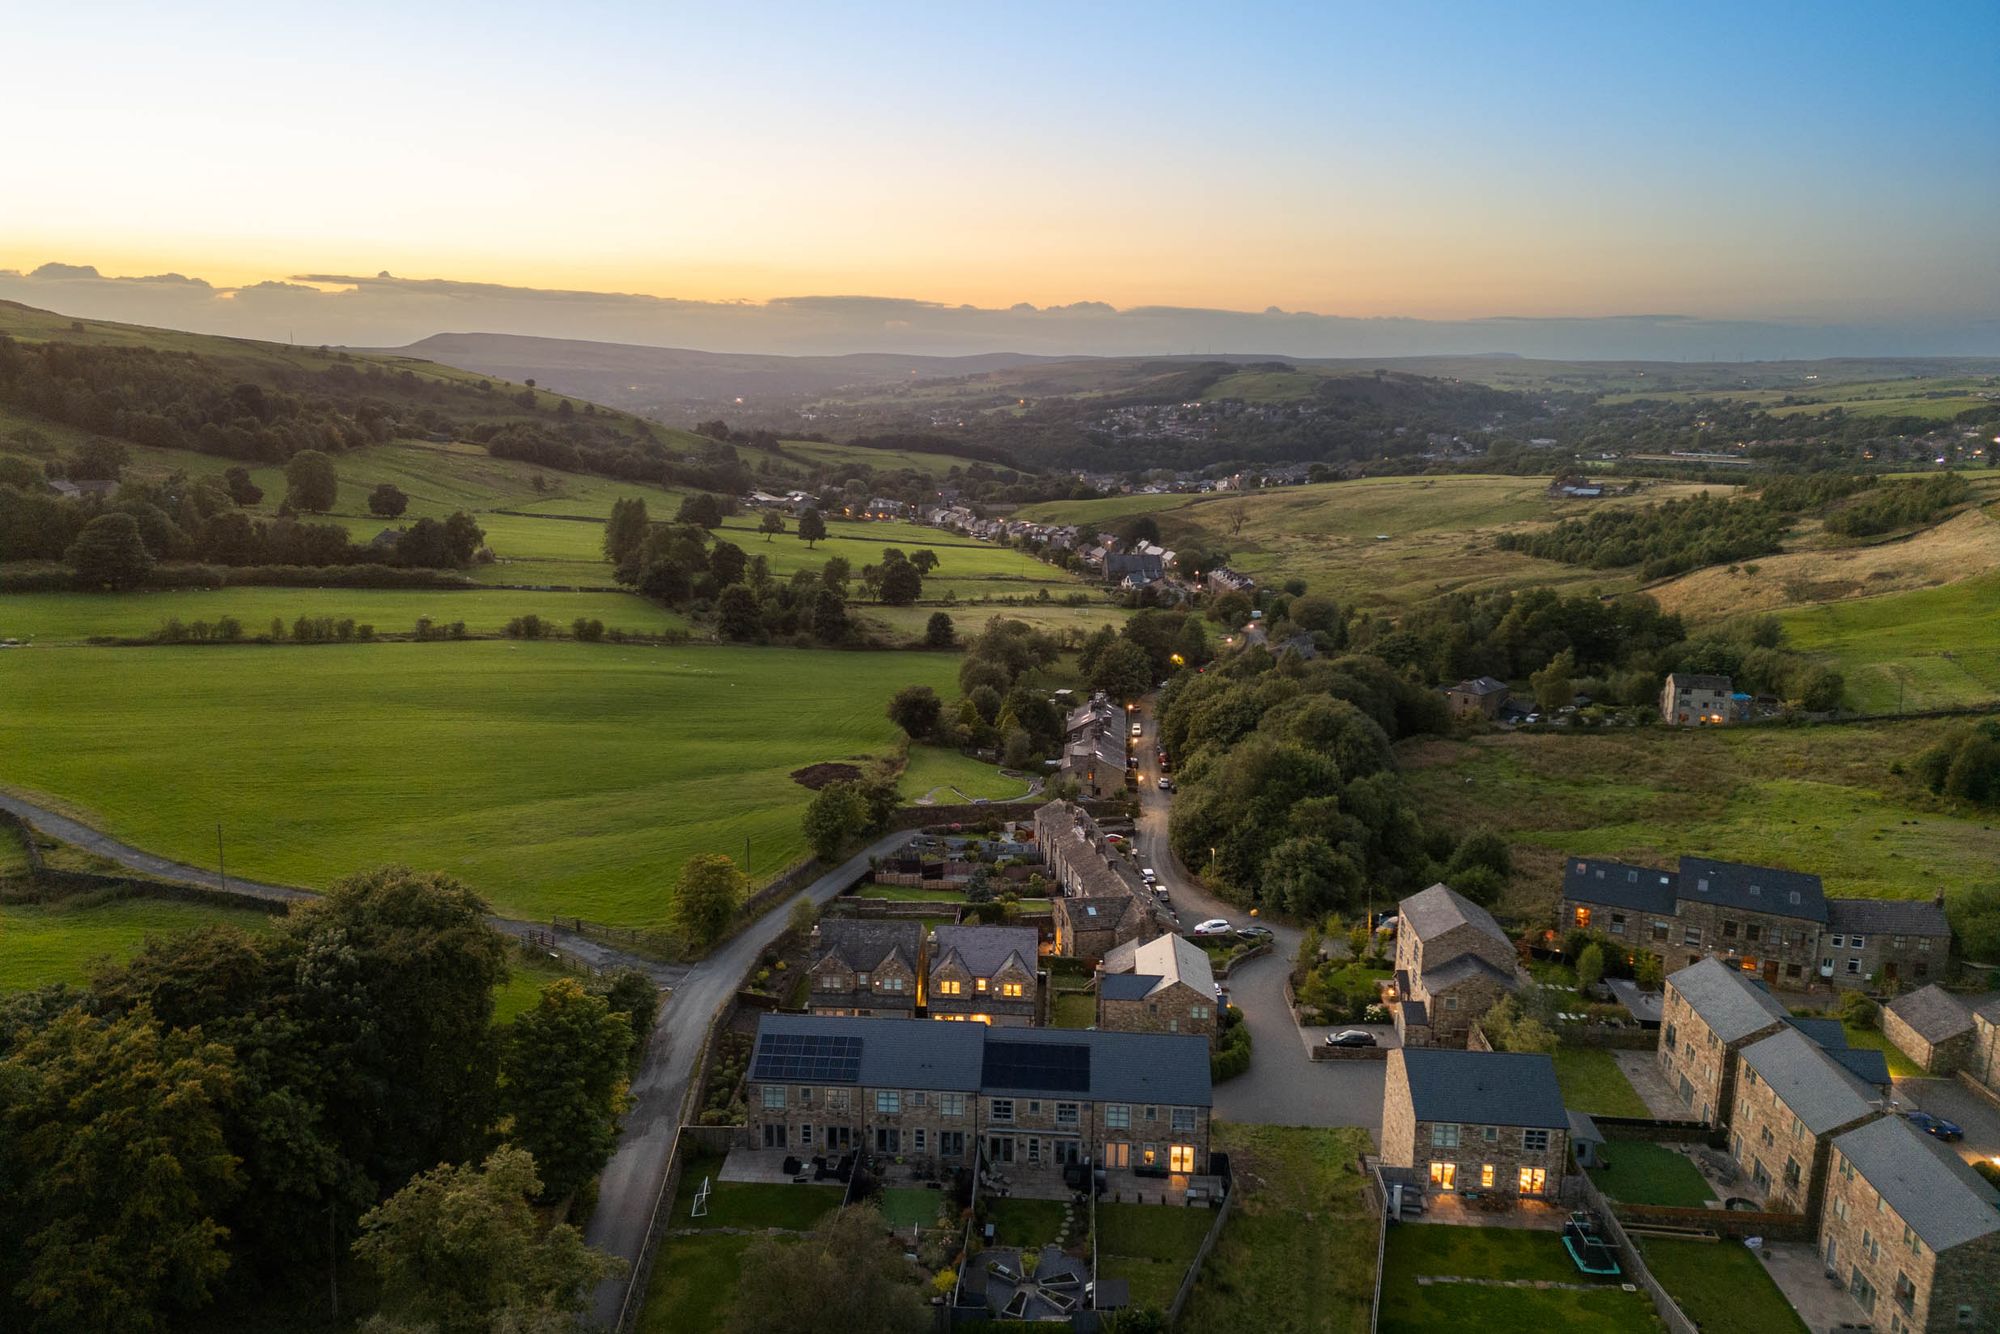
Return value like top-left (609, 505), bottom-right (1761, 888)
top-left (807, 920), bottom-right (922, 1018)
top-left (1660, 671), bottom-right (1735, 726)
top-left (1965, 1000), bottom-right (2000, 1096)
top-left (1659, 957), bottom-right (1792, 1125)
top-left (1820, 1114), bottom-right (2000, 1333)
top-left (1097, 934), bottom-right (1218, 1046)
top-left (1445, 676), bottom-right (1510, 720)
top-left (927, 925), bottom-right (1040, 1026)
top-left (1382, 1048), bottom-right (1570, 1202)
top-left (1058, 695), bottom-right (1129, 798)
top-left (1824, 897), bottom-right (1952, 989)
top-left (1882, 985), bottom-right (1976, 1076)
top-left (1392, 883), bottom-right (1522, 1048)
top-left (1034, 800), bottom-right (1161, 962)
top-left (743, 1014), bottom-right (1212, 1177)
top-left (1727, 1026), bottom-right (1883, 1219)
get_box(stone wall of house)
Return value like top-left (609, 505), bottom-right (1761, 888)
top-left (1727, 1065), bottom-right (1876, 1221)
top-left (1380, 1056), bottom-right (1417, 1166)
top-left (1425, 972), bottom-right (1514, 1048)
top-left (1969, 1015), bottom-right (2000, 1094)
top-left (807, 951), bottom-right (918, 1017)
top-left (1882, 1009), bottom-right (1973, 1077)
top-left (1820, 1151), bottom-right (2000, 1333)
top-left (1668, 901), bottom-right (1819, 984)
top-left (1097, 983), bottom-right (1217, 1045)
top-left (1407, 1119), bottom-right (1569, 1198)
top-left (1923, 1231), bottom-right (2000, 1334)
top-left (1658, 984), bottom-right (1732, 1125)
top-left (1824, 929), bottom-right (1947, 991)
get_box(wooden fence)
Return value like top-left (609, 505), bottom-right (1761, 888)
top-left (515, 929), bottom-right (618, 981)
top-left (1572, 1171), bottom-right (1700, 1334)
top-left (1364, 1159), bottom-right (1392, 1334)
top-left (1164, 1179), bottom-right (1236, 1326)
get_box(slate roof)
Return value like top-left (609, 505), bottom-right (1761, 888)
top-left (752, 1013), bottom-right (982, 1090)
top-left (1563, 857), bottom-right (1678, 915)
top-left (1606, 978), bottom-right (1665, 1024)
top-left (1833, 1114), bottom-right (2000, 1251)
top-left (1099, 973), bottom-right (1157, 1001)
top-left (1666, 957), bottom-right (1791, 1044)
top-left (1679, 856), bottom-right (1826, 923)
top-left (930, 925), bottom-right (1038, 979)
top-left (1420, 953), bottom-right (1517, 993)
top-left (1825, 897), bottom-right (1951, 937)
top-left (1825, 1048), bottom-right (1892, 1089)
top-left (1452, 676), bottom-right (1509, 697)
top-left (1885, 984), bottom-right (1975, 1044)
top-left (1395, 1048), bottom-right (1568, 1130)
top-left (1738, 1028), bottom-right (1879, 1134)
top-left (814, 919), bottom-right (921, 973)
top-left (1399, 883), bottom-right (1509, 947)
top-left (1667, 672), bottom-right (1733, 692)
top-left (1100, 934), bottom-right (1215, 1001)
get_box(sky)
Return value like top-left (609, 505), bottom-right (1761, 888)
top-left (3, 0), bottom-right (1997, 354)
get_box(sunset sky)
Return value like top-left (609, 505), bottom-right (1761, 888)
top-left (6, 0), bottom-right (1996, 327)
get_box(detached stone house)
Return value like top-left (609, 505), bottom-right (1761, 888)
top-left (1659, 957), bottom-right (1792, 1125)
top-left (1661, 671), bottom-right (1736, 726)
top-left (807, 920), bottom-right (921, 1018)
top-left (1445, 676), bottom-right (1510, 720)
top-left (1727, 1026), bottom-right (1883, 1219)
top-left (1820, 1114), bottom-right (2000, 1333)
top-left (1098, 934), bottom-right (1218, 1045)
top-left (744, 1014), bottom-right (1212, 1178)
top-left (1882, 985), bottom-right (1976, 1076)
top-left (1392, 883), bottom-right (1521, 1048)
top-left (1382, 1048), bottom-right (1570, 1202)
top-left (927, 925), bottom-right (1039, 1026)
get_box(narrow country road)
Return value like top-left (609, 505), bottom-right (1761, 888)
top-left (1130, 706), bottom-right (1386, 1132)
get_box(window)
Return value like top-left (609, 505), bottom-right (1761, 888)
top-left (1574, 905), bottom-right (1593, 929)
top-left (1103, 1142), bottom-right (1129, 1168)
top-left (1191, 1004), bottom-right (1210, 1020)
top-left (1651, 920), bottom-right (1671, 942)
top-left (1522, 1129), bottom-right (1550, 1153)
top-left (1665, 1021), bottom-right (1678, 1051)
top-left (828, 1090), bottom-right (849, 1112)
top-left (1518, 1166), bottom-right (1547, 1194)
top-left (1443, 995), bottom-right (1460, 1011)
top-left (940, 1093), bottom-right (965, 1117)
top-left (1746, 923), bottom-right (1762, 943)
top-left (1787, 963), bottom-right (1803, 978)
top-left (1723, 919), bottom-right (1739, 939)
top-left (875, 1127), bottom-right (899, 1152)
top-left (1172, 1108), bottom-right (1196, 1133)
top-left (1848, 958), bottom-right (1862, 974)
top-left (1958, 1305), bottom-right (1977, 1326)
top-left (940, 1130), bottom-right (965, 1156)
top-left (877, 1091), bottom-right (900, 1114)
top-left (1482, 1125), bottom-right (1498, 1143)
top-left (1920, 937), bottom-right (1934, 953)
top-left (800, 1123), bottom-right (814, 1145)
top-left (1784, 1157), bottom-right (1801, 1186)
top-left (1893, 935), bottom-right (1906, 950)
top-left (1105, 1104), bottom-right (1130, 1129)
top-left (1429, 1161), bottom-right (1457, 1190)
top-left (1000, 981), bottom-right (1024, 998)
top-left (1831, 935), bottom-right (1846, 948)
top-left (1057, 1103), bottom-right (1080, 1127)
top-left (1432, 1124), bottom-right (1461, 1148)
top-left (1170, 1144), bottom-right (1195, 1172)
top-left (914, 1128), bottom-right (927, 1151)
top-left (1480, 1163), bottom-right (1495, 1187)
top-left (1028, 1101), bottom-right (1042, 1116)
top-left (1610, 913), bottom-right (1626, 936)
top-left (1684, 925), bottom-right (1702, 946)
top-left (1851, 935), bottom-right (1866, 948)
top-left (762, 1085), bottom-right (787, 1109)
top-left (936, 979), bottom-right (962, 996)
top-left (990, 1098), bottom-right (1014, 1123)
top-left (880, 975), bottom-right (905, 992)
top-left (975, 977), bottom-right (988, 992)
top-left (856, 971), bottom-right (871, 987)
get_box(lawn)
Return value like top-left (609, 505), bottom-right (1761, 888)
top-left (898, 745), bottom-right (1034, 803)
top-left (1178, 1124), bottom-right (1376, 1334)
top-left (0, 641), bottom-right (961, 928)
top-left (1587, 1141), bottom-right (1716, 1208)
top-left (1399, 720), bottom-right (2000, 923)
top-left (1377, 1224), bottom-right (1661, 1333)
top-left (491, 952), bottom-right (577, 1025)
top-left (1095, 1202), bottom-right (1212, 1312)
top-left (0, 894), bottom-right (280, 991)
top-left (848, 882), bottom-right (971, 903)
top-left (1840, 1022), bottom-right (1925, 1078)
top-left (0, 587), bottom-right (686, 643)
top-left (669, 1152), bottom-right (846, 1231)
top-left (878, 1186), bottom-right (947, 1233)
top-left (634, 1231), bottom-right (762, 1334)
top-left (1779, 568), bottom-right (2000, 712)
top-left (1051, 991), bottom-right (1097, 1029)
top-left (1553, 1047), bottom-right (1651, 1118)
top-left (982, 1196), bottom-right (1068, 1251)
top-left (1640, 1237), bottom-right (1807, 1334)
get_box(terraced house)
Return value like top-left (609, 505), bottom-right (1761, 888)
top-left (1820, 1114), bottom-right (2000, 1333)
top-left (1381, 1048), bottom-right (1570, 1203)
top-left (1659, 957), bottom-right (1792, 1124)
top-left (807, 919), bottom-right (921, 1018)
top-left (744, 1014), bottom-right (1212, 1179)
top-left (1726, 1026), bottom-right (1882, 1218)
top-left (926, 924), bottom-right (1040, 1025)
top-left (1391, 882), bottom-right (1522, 1048)
top-left (1035, 799), bottom-right (1162, 962)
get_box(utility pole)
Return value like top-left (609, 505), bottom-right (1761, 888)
top-left (217, 823), bottom-right (225, 892)
top-left (744, 834), bottom-right (752, 877)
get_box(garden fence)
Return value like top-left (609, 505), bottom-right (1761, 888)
top-left (1573, 1171), bottom-right (1699, 1334)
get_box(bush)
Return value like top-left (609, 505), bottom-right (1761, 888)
top-left (1841, 990), bottom-right (1880, 1030)
top-left (1210, 1005), bottom-right (1252, 1082)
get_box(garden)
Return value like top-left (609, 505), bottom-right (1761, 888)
top-left (1585, 1141), bottom-right (1717, 1208)
top-left (1094, 1202), bottom-right (1214, 1314)
top-left (1377, 1223), bottom-right (1663, 1333)
top-left (1639, 1237), bottom-right (1807, 1334)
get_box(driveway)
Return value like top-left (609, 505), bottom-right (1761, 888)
top-left (1894, 1076), bottom-right (2000, 1169)
top-left (1131, 705), bottom-right (1383, 1138)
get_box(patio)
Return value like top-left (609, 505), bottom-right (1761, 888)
top-left (1415, 1191), bottom-right (1571, 1230)
top-left (1760, 1240), bottom-right (1875, 1331)
top-left (719, 1144), bottom-right (856, 1186)
top-left (962, 1245), bottom-right (1092, 1320)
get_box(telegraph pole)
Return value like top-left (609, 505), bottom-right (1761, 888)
top-left (217, 823), bottom-right (225, 892)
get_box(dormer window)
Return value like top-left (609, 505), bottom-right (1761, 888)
top-left (976, 977), bottom-right (989, 992)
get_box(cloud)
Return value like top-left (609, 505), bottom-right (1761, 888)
top-left (0, 262), bottom-right (1995, 360)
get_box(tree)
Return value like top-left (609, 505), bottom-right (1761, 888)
top-left (821, 555), bottom-right (851, 592)
top-left (352, 1147), bottom-right (621, 1334)
top-left (909, 549), bottom-right (939, 575)
top-left (1090, 639), bottom-right (1153, 703)
top-left (223, 465), bottom-right (263, 506)
top-left (709, 540), bottom-right (748, 587)
top-left (0, 1006), bottom-right (241, 1334)
top-left (283, 449), bottom-right (339, 513)
top-left (802, 782), bottom-right (870, 862)
top-left (674, 854), bottom-right (745, 949)
top-left (758, 511), bottom-right (786, 541)
top-left (811, 587), bottom-right (849, 643)
top-left (1575, 942), bottom-right (1606, 992)
top-left (594, 969), bottom-right (660, 1064)
top-left (888, 685), bottom-right (943, 739)
top-left (65, 511), bottom-right (154, 590)
top-left (716, 585), bottom-right (762, 641)
top-left (1531, 648), bottom-right (1575, 715)
top-left (1261, 836), bottom-right (1359, 918)
top-left (798, 507), bottom-right (827, 548)
top-left (1841, 990), bottom-right (1879, 1030)
top-left (675, 493), bottom-right (724, 529)
top-left (604, 497), bottom-right (650, 565)
top-left (878, 556), bottom-right (923, 605)
top-left (921, 611), bottom-right (956, 648)
top-left (501, 980), bottom-right (633, 1202)
top-left (367, 483), bottom-right (409, 517)
top-left (727, 1205), bottom-right (928, 1334)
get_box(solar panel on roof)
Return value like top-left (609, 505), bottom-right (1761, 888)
top-left (983, 1040), bottom-right (1091, 1093)
top-left (752, 1032), bottom-right (862, 1084)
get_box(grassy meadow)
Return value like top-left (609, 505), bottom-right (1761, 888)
top-left (0, 895), bottom-right (280, 991)
top-left (897, 745), bottom-right (1033, 802)
top-left (0, 641), bottom-right (961, 928)
top-left (1401, 720), bottom-right (2000, 922)
top-left (1778, 570), bottom-right (2000, 712)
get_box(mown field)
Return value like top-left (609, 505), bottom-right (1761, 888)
top-left (858, 599), bottom-right (1129, 644)
top-left (774, 437), bottom-right (979, 477)
top-left (1402, 719), bottom-right (2000, 923)
top-left (897, 745), bottom-right (1033, 802)
top-left (0, 641), bottom-right (960, 927)
top-left (0, 894), bottom-right (280, 991)
top-left (1778, 570), bottom-right (2000, 712)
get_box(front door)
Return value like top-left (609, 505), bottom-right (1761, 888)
top-left (1884, 961), bottom-right (1899, 983)
top-left (988, 1135), bottom-right (1014, 1164)
top-left (1762, 959), bottom-right (1779, 986)
top-left (825, 1126), bottom-right (853, 1151)
top-left (762, 1123), bottom-right (785, 1148)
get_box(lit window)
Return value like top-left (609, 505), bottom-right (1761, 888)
top-left (976, 977), bottom-right (989, 992)
top-left (1574, 905), bottom-right (1593, 929)
top-left (1429, 1162), bottom-right (1457, 1190)
top-left (1169, 1144), bottom-right (1195, 1173)
top-left (1519, 1166), bottom-right (1547, 1194)
top-left (1480, 1163), bottom-right (1495, 1188)
top-left (1001, 981), bottom-right (1024, 998)
top-left (937, 979), bottom-right (962, 996)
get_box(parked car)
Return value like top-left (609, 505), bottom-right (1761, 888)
top-left (1130, 722), bottom-right (1143, 737)
top-left (1157, 777), bottom-right (1173, 792)
top-left (1324, 1030), bottom-right (1377, 1048)
top-left (1191, 918), bottom-right (1233, 937)
top-left (1907, 1110), bottom-right (1964, 1141)
top-left (1141, 867), bottom-right (1158, 882)
top-left (1153, 886), bottom-right (1171, 903)
top-left (1236, 924), bottom-right (1274, 941)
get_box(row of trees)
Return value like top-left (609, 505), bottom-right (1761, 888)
top-left (0, 868), bottom-right (654, 1332)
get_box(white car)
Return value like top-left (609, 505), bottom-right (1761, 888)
top-left (1141, 867), bottom-right (1158, 882)
top-left (1130, 722), bottom-right (1143, 737)
top-left (1191, 918), bottom-right (1233, 937)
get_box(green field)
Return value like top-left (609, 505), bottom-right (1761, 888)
top-left (1377, 1224), bottom-right (1661, 1333)
top-left (0, 894), bottom-right (280, 991)
top-left (897, 746), bottom-right (1033, 802)
top-left (1587, 1141), bottom-right (1716, 1208)
top-left (1552, 1047), bottom-right (1651, 1118)
top-left (774, 437), bottom-right (977, 477)
top-left (1639, 1237), bottom-right (1807, 1334)
top-left (859, 600), bottom-right (1129, 644)
top-left (1095, 1203), bottom-right (1212, 1312)
top-left (1401, 720), bottom-right (2000, 922)
top-left (1837, 1021), bottom-right (1924, 1079)
top-left (491, 952), bottom-right (580, 1025)
top-left (0, 641), bottom-right (960, 927)
top-left (635, 1231), bottom-right (762, 1334)
top-left (0, 587), bottom-right (686, 643)
top-left (1780, 572), bottom-right (2000, 712)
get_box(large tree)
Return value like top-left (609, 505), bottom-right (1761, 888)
top-left (283, 449), bottom-right (339, 513)
top-left (887, 685), bottom-right (942, 739)
top-left (367, 483), bottom-right (409, 517)
top-left (1089, 638), bottom-right (1153, 703)
top-left (603, 497), bottom-right (650, 565)
top-left (924, 611), bottom-right (955, 648)
top-left (352, 1147), bottom-right (621, 1334)
top-left (758, 511), bottom-right (786, 541)
top-left (500, 980), bottom-right (633, 1202)
top-left (65, 511), bottom-right (154, 590)
top-left (797, 507), bottom-right (827, 549)
top-left (728, 1205), bottom-right (928, 1334)
top-left (716, 585), bottom-right (762, 641)
top-left (673, 854), bottom-right (745, 949)
top-left (802, 782), bottom-right (870, 862)
top-left (877, 555), bottom-right (922, 605)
